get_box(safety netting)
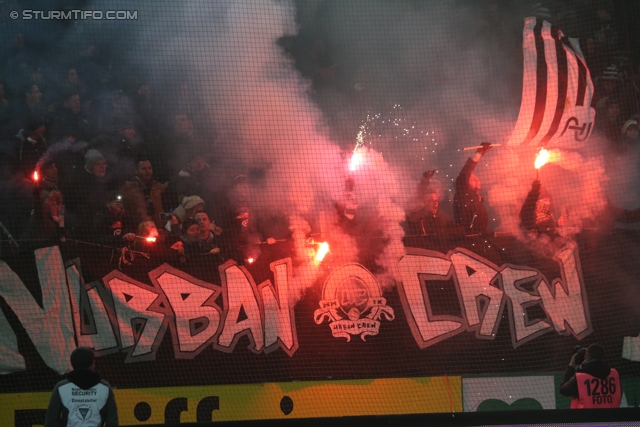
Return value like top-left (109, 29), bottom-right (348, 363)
top-left (0, 0), bottom-right (639, 425)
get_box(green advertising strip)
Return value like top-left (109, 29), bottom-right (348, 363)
top-left (462, 374), bottom-right (639, 411)
top-left (0, 376), bottom-right (462, 425)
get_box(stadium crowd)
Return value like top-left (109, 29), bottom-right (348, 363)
top-left (0, 1), bottom-right (639, 259)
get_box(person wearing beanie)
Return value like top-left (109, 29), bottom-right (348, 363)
top-left (175, 216), bottom-right (203, 256)
top-left (613, 118), bottom-right (640, 152)
top-left (45, 347), bottom-right (118, 426)
top-left (172, 195), bottom-right (205, 224)
top-left (84, 149), bottom-right (106, 177)
top-left (621, 119), bottom-right (639, 140)
top-left (529, 2), bottom-right (552, 22)
top-left (595, 65), bottom-right (623, 110)
top-left (186, 211), bottom-right (222, 258)
top-left (601, 64), bottom-right (622, 81)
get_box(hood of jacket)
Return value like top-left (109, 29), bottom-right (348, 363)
top-left (67, 368), bottom-right (102, 390)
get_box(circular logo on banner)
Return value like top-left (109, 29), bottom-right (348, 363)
top-left (314, 263), bottom-right (394, 341)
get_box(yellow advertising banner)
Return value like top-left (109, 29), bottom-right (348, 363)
top-left (1, 376), bottom-right (461, 425)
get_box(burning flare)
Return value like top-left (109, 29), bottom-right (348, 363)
top-left (146, 237), bottom-right (157, 243)
top-left (349, 149), bottom-right (364, 171)
top-left (314, 242), bottom-right (329, 263)
top-left (349, 123), bottom-right (367, 171)
top-left (535, 148), bottom-right (550, 169)
top-left (247, 257), bottom-right (255, 264)
top-left (33, 170), bottom-right (39, 182)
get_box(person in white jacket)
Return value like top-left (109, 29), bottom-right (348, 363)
top-left (45, 347), bottom-right (118, 427)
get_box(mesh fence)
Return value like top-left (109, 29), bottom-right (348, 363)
top-left (0, 0), bottom-right (640, 424)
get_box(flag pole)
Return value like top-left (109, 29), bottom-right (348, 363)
top-left (463, 144), bottom-right (503, 151)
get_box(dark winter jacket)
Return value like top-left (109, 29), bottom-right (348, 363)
top-left (404, 209), bottom-right (466, 241)
top-left (519, 183), bottom-right (557, 237)
top-left (15, 129), bottom-right (47, 176)
top-left (182, 231), bottom-right (220, 257)
top-left (453, 158), bottom-right (488, 234)
top-left (560, 358), bottom-right (613, 398)
top-left (65, 169), bottom-right (112, 239)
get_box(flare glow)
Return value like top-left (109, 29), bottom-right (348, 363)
top-left (349, 149), bottom-right (364, 171)
top-left (535, 148), bottom-right (550, 169)
top-left (33, 171), bottom-right (39, 182)
top-left (146, 237), bottom-right (157, 243)
top-left (314, 242), bottom-right (329, 263)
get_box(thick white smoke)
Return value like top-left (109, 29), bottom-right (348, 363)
top-left (64, 0), bottom-right (640, 287)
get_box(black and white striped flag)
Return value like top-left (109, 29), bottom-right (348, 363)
top-left (507, 17), bottom-right (595, 149)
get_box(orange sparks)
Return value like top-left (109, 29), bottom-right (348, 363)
top-left (314, 242), bottom-right (329, 263)
top-left (535, 148), bottom-right (550, 169)
top-left (33, 170), bottom-right (39, 182)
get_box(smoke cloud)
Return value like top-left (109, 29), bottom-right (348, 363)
top-left (2, 0), bottom-right (639, 285)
